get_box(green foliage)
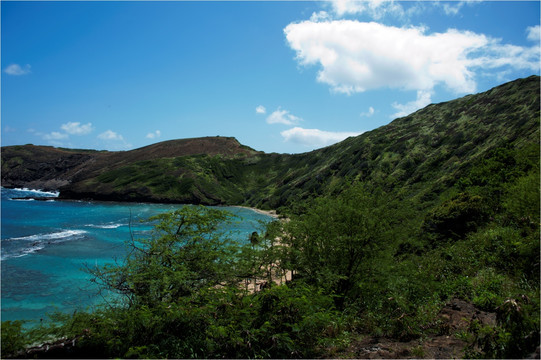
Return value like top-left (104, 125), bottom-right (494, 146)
top-left (503, 168), bottom-right (540, 225)
top-left (15, 206), bottom-right (339, 359)
top-left (282, 184), bottom-right (391, 304)
top-left (467, 295), bottom-right (540, 358)
top-left (470, 268), bottom-right (508, 311)
top-left (422, 192), bottom-right (487, 245)
top-left (1, 320), bottom-right (28, 356)
top-left (87, 206), bottom-right (239, 306)
top-left (247, 284), bottom-right (337, 358)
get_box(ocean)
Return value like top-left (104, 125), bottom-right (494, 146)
top-left (1, 187), bottom-right (273, 326)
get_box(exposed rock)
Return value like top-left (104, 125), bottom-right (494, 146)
top-left (335, 298), bottom-right (497, 359)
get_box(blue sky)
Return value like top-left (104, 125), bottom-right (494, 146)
top-left (2, 1), bottom-right (539, 154)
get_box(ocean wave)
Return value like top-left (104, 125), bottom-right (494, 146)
top-left (5, 187), bottom-right (60, 197)
top-left (1, 243), bottom-right (46, 260)
top-left (1, 230), bottom-right (88, 260)
top-left (85, 223), bottom-right (124, 229)
top-left (6, 230), bottom-right (87, 243)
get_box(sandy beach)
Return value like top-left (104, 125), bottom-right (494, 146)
top-left (231, 205), bottom-right (279, 219)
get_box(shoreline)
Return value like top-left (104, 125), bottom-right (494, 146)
top-left (2, 187), bottom-right (281, 219)
top-left (229, 205), bottom-right (279, 219)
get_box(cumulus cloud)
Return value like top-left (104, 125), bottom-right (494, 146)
top-left (43, 131), bottom-right (69, 141)
top-left (310, 11), bottom-right (332, 22)
top-left (391, 90), bottom-right (433, 118)
top-left (266, 108), bottom-right (302, 125)
top-left (98, 130), bottom-right (124, 141)
top-left (256, 105), bottom-right (266, 114)
top-left (360, 106), bottom-right (375, 117)
top-left (146, 130), bottom-right (161, 139)
top-left (3, 63), bottom-right (31, 76)
top-left (441, 1), bottom-right (464, 16)
top-left (326, 0), bottom-right (480, 20)
top-left (284, 20), bottom-right (540, 96)
top-left (328, 0), bottom-right (405, 19)
top-left (60, 122), bottom-right (94, 135)
top-left (527, 25), bottom-right (540, 42)
top-left (281, 126), bottom-right (362, 148)
top-left (97, 130), bottom-right (132, 150)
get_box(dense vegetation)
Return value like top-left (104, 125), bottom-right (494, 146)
top-left (1, 76), bottom-right (539, 358)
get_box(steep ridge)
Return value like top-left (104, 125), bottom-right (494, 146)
top-left (1, 146), bottom-right (103, 190)
top-left (270, 74), bottom-right (540, 209)
top-left (2, 76), bottom-right (539, 209)
top-left (103, 136), bottom-right (260, 163)
top-left (1, 136), bottom-right (257, 193)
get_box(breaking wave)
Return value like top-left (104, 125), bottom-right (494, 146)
top-left (1, 230), bottom-right (87, 260)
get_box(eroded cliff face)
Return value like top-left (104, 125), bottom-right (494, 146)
top-left (1, 146), bottom-right (99, 191)
top-left (1, 137), bottom-right (259, 202)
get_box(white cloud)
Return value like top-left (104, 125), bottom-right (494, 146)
top-left (360, 106), bottom-right (375, 117)
top-left (256, 105), bottom-right (266, 114)
top-left (328, 0), bottom-right (365, 16)
top-left (442, 1), bottom-right (465, 16)
top-left (43, 131), bottom-right (69, 141)
top-left (467, 40), bottom-right (540, 71)
top-left (284, 20), bottom-right (539, 96)
top-left (60, 122), bottom-right (94, 135)
top-left (266, 108), bottom-right (302, 125)
top-left (281, 126), bottom-right (362, 148)
top-left (98, 130), bottom-right (124, 141)
top-left (97, 130), bottom-right (132, 150)
top-left (327, 0), bottom-right (480, 19)
top-left (327, 0), bottom-right (405, 19)
top-left (3, 63), bottom-right (31, 76)
top-left (310, 11), bottom-right (332, 22)
top-left (146, 130), bottom-right (161, 139)
top-left (527, 25), bottom-right (540, 42)
top-left (392, 90), bottom-right (432, 118)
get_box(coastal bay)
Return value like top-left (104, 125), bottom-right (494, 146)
top-left (1, 187), bottom-right (274, 326)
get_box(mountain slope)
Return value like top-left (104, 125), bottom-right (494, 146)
top-left (1, 145), bottom-right (103, 190)
top-left (282, 74), bottom-right (540, 207)
top-left (2, 76), bottom-right (539, 209)
top-left (1, 136), bottom-right (257, 195)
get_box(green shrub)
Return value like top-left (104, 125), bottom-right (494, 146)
top-left (1, 320), bottom-right (28, 356)
top-left (468, 295), bottom-right (540, 358)
top-left (422, 192), bottom-right (487, 245)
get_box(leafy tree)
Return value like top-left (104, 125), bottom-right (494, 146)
top-left (282, 184), bottom-right (391, 305)
top-left (87, 205), bottom-right (240, 307)
top-left (421, 192), bottom-right (487, 245)
top-left (1, 321), bottom-right (28, 356)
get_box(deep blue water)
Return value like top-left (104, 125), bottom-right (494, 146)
top-left (1, 187), bottom-right (272, 326)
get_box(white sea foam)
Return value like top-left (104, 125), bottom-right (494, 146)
top-left (1, 242), bottom-right (45, 260)
top-left (86, 223), bottom-right (124, 229)
top-left (1, 230), bottom-right (87, 260)
top-left (9, 244), bottom-right (46, 259)
top-left (11, 188), bottom-right (60, 197)
top-left (7, 230), bottom-right (87, 242)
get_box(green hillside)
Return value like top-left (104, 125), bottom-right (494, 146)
top-left (49, 75), bottom-right (540, 212)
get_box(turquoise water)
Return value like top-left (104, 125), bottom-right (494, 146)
top-left (1, 188), bottom-right (272, 325)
